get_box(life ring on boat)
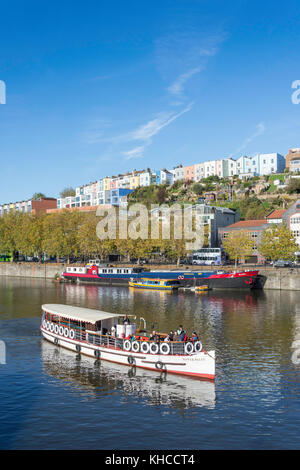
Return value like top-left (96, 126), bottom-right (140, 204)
top-left (63, 328), bottom-right (69, 338)
top-left (149, 342), bottom-right (159, 355)
top-left (140, 342), bottom-right (150, 354)
top-left (50, 323), bottom-right (55, 333)
top-left (69, 329), bottom-right (75, 340)
top-left (127, 355), bottom-right (136, 365)
top-left (76, 344), bottom-right (81, 353)
top-left (160, 343), bottom-right (170, 355)
top-left (46, 321), bottom-right (51, 331)
top-left (185, 342), bottom-right (194, 355)
top-left (54, 324), bottom-right (59, 335)
top-left (123, 340), bottom-right (132, 351)
top-left (178, 275), bottom-right (184, 280)
top-left (194, 341), bottom-right (202, 352)
top-left (131, 341), bottom-right (140, 353)
top-left (245, 278), bottom-right (253, 285)
top-left (94, 349), bottom-right (101, 359)
top-left (54, 337), bottom-right (59, 346)
top-left (155, 361), bottom-right (166, 370)
top-left (59, 326), bottom-right (64, 336)
top-left (42, 319), bottom-right (47, 329)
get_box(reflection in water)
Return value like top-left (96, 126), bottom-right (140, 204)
top-left (41, 340), bottom-right (216, 409)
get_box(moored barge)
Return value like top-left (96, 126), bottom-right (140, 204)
top-left (62, 263), bottom-right (266, 289)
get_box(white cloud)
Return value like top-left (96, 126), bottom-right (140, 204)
top-left (229, 122), bottom-right (266, 158)
top-left (130, 102), bottom-right (194, 141)
top-left (168, 67), bottom-right (202, 97)
top-left (121, 102), bottom-right (194, 159)
top-left (122, 145), bottom-right (146, 160)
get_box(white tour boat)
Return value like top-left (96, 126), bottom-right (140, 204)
top-left (40, 304), bottom-right (215, 380)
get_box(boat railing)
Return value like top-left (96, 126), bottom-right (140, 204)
top-left (85, 331), bottom-right (191, 355)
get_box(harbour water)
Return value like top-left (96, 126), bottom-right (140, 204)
top-left (0, 276), bottom-right (300, 449)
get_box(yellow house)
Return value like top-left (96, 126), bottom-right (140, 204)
top-left (129, 173), bottom-right (140, 190)
top-left (102, 177), bottom-right (111, 191)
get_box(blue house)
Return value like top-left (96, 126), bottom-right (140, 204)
top-left (110, 188), bottom-right (133, 206)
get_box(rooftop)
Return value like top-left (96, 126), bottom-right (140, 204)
top-left (225, 219), bottom-right (267, 229)
top-left (266, 209), bottom-right (286, 219)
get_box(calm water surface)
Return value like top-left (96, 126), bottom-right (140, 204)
top-left (0, 276), bottom-right (300, 449)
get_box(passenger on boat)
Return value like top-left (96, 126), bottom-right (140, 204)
top-left (111, 325), bottom-right (116, 337)
top-left (149, 331), bottom-right (160, 342)
top-left (123, 315), bottom-right (130, 325)
top-left (168, 330), bottom-right (174, 341)
top-left (191, 331), bottom-right (199, 342)
top-left (177, 325), bottom-right (187, 342)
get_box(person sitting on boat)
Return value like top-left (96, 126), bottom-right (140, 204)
top-left (164, 334), bottom-right (170, 342)
top-left (168, 330), bottom-right (174, 341)
top-left (111, 325), bottom-right (116, 337)
top-left (123, 315), bottom-right (130, 325)
top-left (191, 331), bottom-right (199, 342)
top-left (150, 330), bottom-right (160, 342)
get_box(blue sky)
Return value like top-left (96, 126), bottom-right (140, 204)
top-left (1, 0), bottom-right (300, 203)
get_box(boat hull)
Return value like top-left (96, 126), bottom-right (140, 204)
top-left (198, 271), bottom-right (266, 290)
top-left (41, 327), bottom-right (215, 380)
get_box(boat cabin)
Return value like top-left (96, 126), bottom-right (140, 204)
top-left (42, 304), bottom-right (125, 335)
top-left (64, 266), bottom-right (145, 275)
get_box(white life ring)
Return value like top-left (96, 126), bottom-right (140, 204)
top-left (123, 340), bottom-right (132, 351)
top-left (194, 341), bottom-right (202, 352)
top-left (160, 342), bottom-right (170, 355)
top-left (54, 324), bottom-right (59, 335)
top-left (185, 342), bottom-right (194, 355)
top-left (131, 341), bottom-right (140, 353)
top-left (63, 328), bottom-right (69, 338)
top-left (149, 342), bottom-right (159, 355)
top-left (140, 342), bottom-right (150, 354)
top-left (46, 321), bottom-right (51, 331)
top-left (59, 326), bottom-right (64, 336)
top-left (50, 323), bottom-right (55, 333)
top-left (42, 319), bottom-right (47, 329)
top-left (69, 329), bottom-right (75, 340)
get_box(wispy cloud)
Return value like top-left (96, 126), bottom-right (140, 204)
top-left (167, 67), bottom-right (202, 97)
top-left (229, 122), bottom-right (266, 157)
top-left (120, 102), bottom-right (194, 159)
top-left (84, 29), bottom-right (227, 161)
top-left (122, 145), bottom-right (147, 160)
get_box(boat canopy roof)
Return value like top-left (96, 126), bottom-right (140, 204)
top-left (42, 304), bottom-right (122, 324)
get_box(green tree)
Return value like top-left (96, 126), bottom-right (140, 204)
top-left (60, 187), bottom-right (76, 198)
top-left (192, 183), bottom-right (203, 195)
top-left (15, 214), bottom-right (45, 259)
top-left (32, 193), bottom-right (46, 200)
top-left (286, 178), bottom-right (300, 194)
top-left (223, 230), bottom-right (254, 267)
top-left (260, 223), bottom-right (298, 261)
top-left (42, 210), bottom-right (83, 262)
top-left (0, 211), bottom-right (24, 259)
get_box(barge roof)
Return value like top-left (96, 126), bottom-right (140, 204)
top-left (42, 304), bottom-right (122, 324)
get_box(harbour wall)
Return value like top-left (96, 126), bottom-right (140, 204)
top-left (0, 263), bottom-right (299, 290)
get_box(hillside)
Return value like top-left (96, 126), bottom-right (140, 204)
top-left (128, 174), bottom-right (300, 220)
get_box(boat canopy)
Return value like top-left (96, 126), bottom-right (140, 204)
top-left (42, 304), bottom-right (122, 324)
